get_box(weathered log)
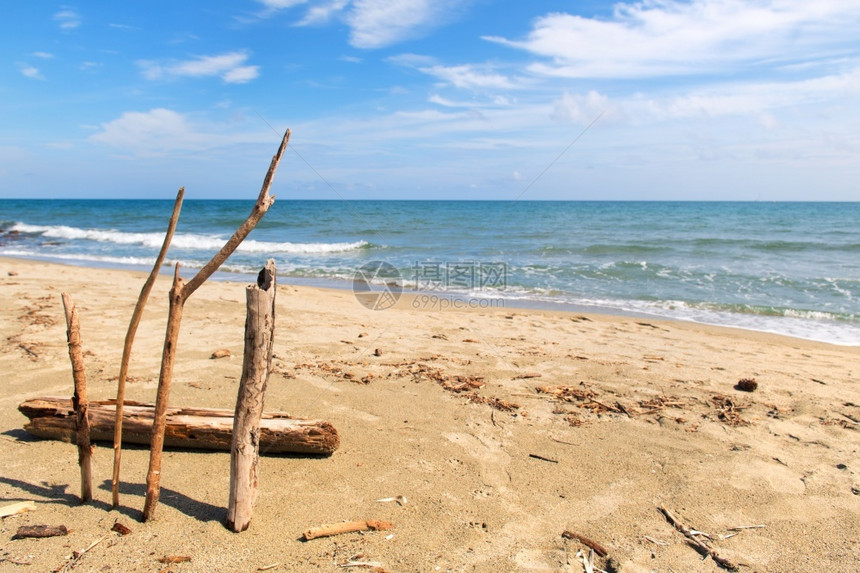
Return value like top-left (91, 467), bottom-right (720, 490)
top-left (18, 397), bottom-right (339, 455)
top-left (61, 293), bottom-right (93, 503)
top-left (227, 260), bottom-right (277, 532)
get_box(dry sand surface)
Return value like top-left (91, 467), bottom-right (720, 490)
top-left (1, 256), bottom-right (858, 572)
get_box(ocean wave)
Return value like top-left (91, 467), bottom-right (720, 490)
top-left (0, 248), bottom-right (161, 268)
top-left (9, 223), bottom-right (374, 255)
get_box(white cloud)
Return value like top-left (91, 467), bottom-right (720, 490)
top-left (19, 65), bottom-right (44, 80)
top-left (137, 52), bottom-right (260, 83)
top-left (487, 0), bottom-right (860, 78)
top-left (88, 109), bottom-right (268, 156)
top-left (297, 0), bottom-right (349, 25)
top-left (257, 0), bottom-right (308, 8)
top-left (346, 0), bottom-right (464, 49)
top-left (418, 64), bottom-right (518, 90)
top-left (631, 68), bottom-right (860, 121)
top-left (223, 65), bottom-right (260, 83)
top-left (259, 0), bottom-right (468, 49)
top-left (32, 51), bottom-right (54, 59)
top-left (90, 109), bottom-right (202, 154)
top-left (552, 91), bottom-right (611, 124)
top-left (53, 9), bottom-right (81, 30)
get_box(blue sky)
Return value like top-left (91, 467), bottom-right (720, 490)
top-left (2, 1), bottom-right (859, 200)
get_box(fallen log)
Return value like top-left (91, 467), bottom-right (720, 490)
top-left (18, 397), bottom-right (339, 456)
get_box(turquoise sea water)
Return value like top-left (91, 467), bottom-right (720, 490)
top-left (1, 200), bottom-right (858, 345)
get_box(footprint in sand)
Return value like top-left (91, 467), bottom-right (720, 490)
top-left (444, 431), bottom-right (511, 490)
top-left (730, 459), bottom-right (806, 494)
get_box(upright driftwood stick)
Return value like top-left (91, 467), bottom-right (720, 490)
top-left (227, 260), bottom-right (277, 532)
top-left (143, 129), bottom-right (291, 521)
top-left (61, 293), bottom-right (93, 502)
top-left (112, 187), bottom-right (184, 508)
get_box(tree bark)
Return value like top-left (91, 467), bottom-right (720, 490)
top-left (19, 397), bottom-right (339, 455)
top-left (143, 129), bottom-right (290, 521)
top-left (113, 187), bottom-right (184, 508)
top-left (227, 260), bottom-right (277, 532)
top-left (61, 293), bottom-right (93, 502)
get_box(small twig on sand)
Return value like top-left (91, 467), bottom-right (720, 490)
top-left (561, 530), bottom-right (608, 557)
top-left (54, 533), bottom-right (109, 573)
top-left (529, 453), bottom-right (559, 464)
top-left (658, 507), bottom-right (738, 571)
top-left (302, 520), bottom-right (393, 541)
top-left (728, 524), bottom-right (765, 531)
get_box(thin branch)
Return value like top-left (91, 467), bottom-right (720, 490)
top-left (182, 130), bottom-right (289, 299)
top-left (658, 507), bottom-right (738, 571)
top-left (112, 187), bottom-right (184, 509)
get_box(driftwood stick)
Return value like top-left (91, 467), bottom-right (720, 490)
top-left (227, 260), bottom-right (277, 532)
top-left (143, 129), bottom-right (290, 522)
top-left (0, 501), bottom-right (37, 518)
top-left (561, 530), bottom-right (609, 557)
top-left (182, 132), bottom-right (288, 299)
top-left (658, 507), bottom-right (738, 571)
top-left (14, 524), bottom-right (68, 539)
top-left (143, 266), bottom-right (185, 521)
top-left (61, 293), bottom-right (93, 503)
top-left (19, 397), bottom-right (339, 454)
top-left (302, 520), bottom-right (394, 541)
top-left (112, 187), bottom-right (184, 509)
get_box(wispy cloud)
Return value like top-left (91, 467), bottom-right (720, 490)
top-left (19, 65), bottom-right (44, 80)
top-left (416, 63), bottom-right (519, 91)
top-left (137, 52), bottom-right (260, 84)
top-left (486, 0), bottom-right (860, 79)
top-left (297, 0), bottom-right (349, 25)
top-left (346, 0), bottom-right (466, 49)
top-left (255, 0), bottom-right (468, 49)
top-left (53, 9), bottom-right (81, 30)
top-left (32, 51), bottom-right (54, 59)
top-left (257, 0), bottom-right (308, 9)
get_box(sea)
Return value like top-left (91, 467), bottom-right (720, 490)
top-left (1, 200), bottom-right (858, 346)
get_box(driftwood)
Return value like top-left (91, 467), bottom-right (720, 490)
top-left (144, 129), bottom-right (291, 521)
top-left (112, 187), bottom-right (184, 508)
top-left (658, 506), bottom-right (738, 571)
top-left (61, 293), bottom-right (93, 502)
top-left (0, 501), bottom-right (37, 518)
top-left (14, 524), bottom-right (68, 539)
top-left (302, 520), bottom-right (394, 541)
top-left (227, 260), bottom-right (277, 532)
top-left (561, 530), bottom-right (609, 557)
top-left (19, 397), bottom-right (339, 455)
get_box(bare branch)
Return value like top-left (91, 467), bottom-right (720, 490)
top-left (112, 187), bottom-right (184, 508)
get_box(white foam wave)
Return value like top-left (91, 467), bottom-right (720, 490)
top-left (10, 223), bottom-right (371, 254)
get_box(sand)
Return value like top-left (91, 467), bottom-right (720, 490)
top-left (0, 256), bottom-right (858, 572)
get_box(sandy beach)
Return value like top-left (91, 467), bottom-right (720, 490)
top-left (0, 256), bottom-right (858, 572)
